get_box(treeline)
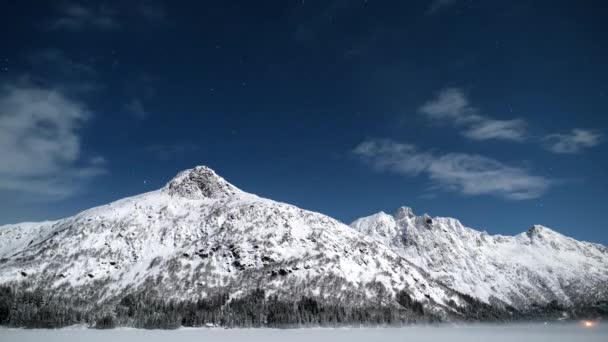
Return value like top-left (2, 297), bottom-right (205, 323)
top-left (0, 285), bottom-right (89, 328)
top-left (571, 300), bottom-right (608, 319)
top-left (117, 288), bottom-right (429, 328)
top-left (455, 293), bottom-right (519, 321)
top-left (0, 285), bottom-right (431, 329)
top-left (1, 284), bottom-right (605, 329)
top-left (524, 299), bottom-right (608, 321)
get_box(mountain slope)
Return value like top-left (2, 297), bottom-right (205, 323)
top-left (351, 207), bottom-right (608, 309)
top-left (0, 167), bottom-right (480, 327)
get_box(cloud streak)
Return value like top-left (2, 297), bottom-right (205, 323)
top-left (354, 139), bottom-right (550, 200)
top-left (418, 88), bottom-right (527, 142)
top-left (47, 2), bottom-right (167, 32)
top-left (49, 3), bottom-right (120, 31)
top-left (124, 98), bottom-right (148, 120)
top-left (463, 119), bottom-right (527, 142)
top-left (418, 87), bottom-right (478, 123)
top-left (418, 88), bottom-right (603, 151)
top-left (0, 82), bottom-right (105, 199)
top-left (27, 48), bottom-right (102, 94)
top-left (543, 129), bottom-right (602, 154)
top-left (29, 49), bottom-right (96, 77)
top-left (427, 0), bottom-right (459, 15)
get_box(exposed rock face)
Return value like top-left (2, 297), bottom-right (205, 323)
top-left (163, 166), bottom-right (242, 199)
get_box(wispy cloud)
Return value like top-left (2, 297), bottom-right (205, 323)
top-left (463, 119), bottom-right (527, 142)
top-left (419, 87), bottom-right (604, 151)
top-left (47, 2), bottom-right (166, 31)
top-left (0, 82), bottom-right (106, 199)
top-left (49, 3), bottom-right (120, 31)
top-left (139, 1), bottom-right (167, 23)
top-left (29, 48), bottom-right (96, 77)
top-left (427, 0), bottom-right (458, 15)
top-left (543, 129), bottom-right (603, 154)
top-left (27, 48), bottom-right (102, 94)
top-left (354, 139), bottom-right (550, 200)
top-left (418, 87), bottom-right (478, 123)
top-left (353, 140), bottom-right (432, 175)
top-left (124, 98), bottom-right (148, 120)
top-left (427, 153), bottom-right (549, 200)
top-left (418, 88), bottom-right (527, 142)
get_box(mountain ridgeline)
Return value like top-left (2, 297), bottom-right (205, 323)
top-left (0, 166), bottom-right (606, 328)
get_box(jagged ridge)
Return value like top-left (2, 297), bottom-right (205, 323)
top-left (351, 207), bottom-right (608, 308)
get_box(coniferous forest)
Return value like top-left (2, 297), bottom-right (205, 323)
top-left (1, 284), bottom-right (606, 329)
top-left (0, 285), bottom-right (433, 328)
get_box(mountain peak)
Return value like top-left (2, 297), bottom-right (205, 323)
top-left (163, 166), bottom-right (242, 199)
top-left (394, 206), bottom-right (415, 220)
top-left (526, 224), bottom-right (557, 239)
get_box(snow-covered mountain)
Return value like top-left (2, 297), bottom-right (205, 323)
top-left (0, 166), bottom-right (475, 324)
top-left (351, 207), bottom-right (608, 309)
top-left (1, 166), bottom-right (606, 327)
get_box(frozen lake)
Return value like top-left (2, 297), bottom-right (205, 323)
top-left (1, 323), bottom-right (606, 342)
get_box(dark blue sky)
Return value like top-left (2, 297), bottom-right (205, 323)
top-left (1, 1), bottom-right (607, 244)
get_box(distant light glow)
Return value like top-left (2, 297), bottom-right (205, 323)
top-left (583, 320), bottom-right (595, 328)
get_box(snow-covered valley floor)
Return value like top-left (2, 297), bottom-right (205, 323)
top-left (1, 323), bottom-right (606, 342)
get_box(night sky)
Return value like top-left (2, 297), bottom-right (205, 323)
top-left (1, 1), bottom-right (607, 244)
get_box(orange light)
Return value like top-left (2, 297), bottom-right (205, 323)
top-left (583, 321), bottom-right (594, 328)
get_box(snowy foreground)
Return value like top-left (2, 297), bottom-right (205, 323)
top-left (1, 324), bottom-right (606, 342)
